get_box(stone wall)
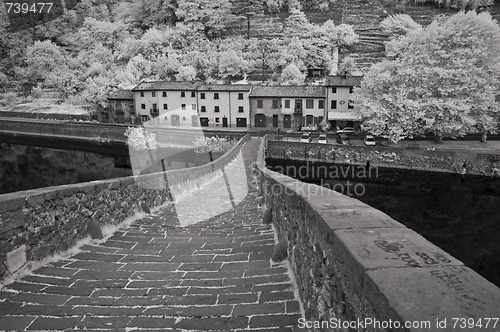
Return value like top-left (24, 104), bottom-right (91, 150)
top-left (268, 140), bottom-right (500, 175)
top-left (0, 134), bottom-right (250, 281)
top-left (255, 135), bottom-right (500, 331)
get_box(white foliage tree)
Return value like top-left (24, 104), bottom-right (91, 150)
top-left (175, 65), bottom-right (197, 81)
top-left (125, 126), bottom-right (158, 151)
top-left (358, 11), bottom-right (500, 143)
top-left (281, 62), bottom-right (306, 85)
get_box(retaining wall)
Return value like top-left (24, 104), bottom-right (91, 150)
top-left (0, 134), bottom-right (250, 281)
top-left (268, 140), bottom-right (500, 175)
top-left (255, 135), bottom-right (500, 331)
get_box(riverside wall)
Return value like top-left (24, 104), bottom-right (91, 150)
top-left (0, 134), bottom-right (250, 281)
top-left (254, 135), bottom-right (500, 331)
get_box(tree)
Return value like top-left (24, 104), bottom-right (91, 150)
top-left (358, 11), bottom-right (500, 143)
top-left (175, 0), bottom-right (235, 38)
top-left (280, 62), bottom-right (305, 85)
top-left (283, 9), bottom-right (311, 38)
top-left (25, 40), bottom-right (67, 85)
top-left (380, 14), bottom-right (422, 39)
top-left (175, 65), bottom-right (197, 81)
top-left (278, 37), bottom-right (307, 71)
top-left (77, 17), bottom-right (129, 51)
top-left (321, 21), bottom-right (358, 74)
top-left (231, 0), bottom-right (265, 39)
top-left (247, 38), bottom-right (282, 77)
top-left (380, 14), bottom-right (422, 58)
top-left (218, 49), bottom-right (250, 80)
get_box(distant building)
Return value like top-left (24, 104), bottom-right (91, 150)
top-left (131, 82), bottom-right (251, 128)
top-left (114, 78), bottom-right (363, 130)
top-left (132, 81), bottom-right (201, 125)
top-left (325, 75), bottom-right (363, 130)
top-left (249, 86), bottom-right (326, 130)
top-left (107, 90), bottom-right (135, 124)
top-left (197, 84), bottom-right (251, 128)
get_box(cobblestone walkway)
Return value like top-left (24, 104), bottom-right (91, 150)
top-left (0, 138), bottom-right (303, 331)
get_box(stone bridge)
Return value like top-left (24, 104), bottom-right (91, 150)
top-left (0, 134), bottom-right (499, 331)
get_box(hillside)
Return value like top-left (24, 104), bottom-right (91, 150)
top-left (230, 0), bottom-right (463, 71)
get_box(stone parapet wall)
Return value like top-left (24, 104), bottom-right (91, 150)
top-left (0, 134), bottom-right (250, 281)
top-left (255, 135), bottom-right (500, 331)
top-left (268, 140), bottom-right (499, 175)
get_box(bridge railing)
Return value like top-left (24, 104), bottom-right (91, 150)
top-left (254, 135), bottom-right (500, 331)
top-left (0, 134), bottom-right (250, 282)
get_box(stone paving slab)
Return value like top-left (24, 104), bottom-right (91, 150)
top-left (0, 138), bottom-right (304, 331)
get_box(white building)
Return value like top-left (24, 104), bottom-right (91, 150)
top-left (132, 81), bottom-right (201, 125)
top-left (197, 84), bottom-right (251, 128)
top-left (325, 76), bottom-right (363, 129)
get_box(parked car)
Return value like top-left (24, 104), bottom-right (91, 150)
top-left (337, 134), bottom-right (351, 145)
top-left (337, 127), bottom-right (355, 135)
top-left (364, 135), bottom-right (376, 146)
top-left (300, 133), bottom-right (312, 143)
top-left (318, 133), bottom-right (328, 144)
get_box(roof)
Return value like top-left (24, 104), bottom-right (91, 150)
top-left (133, 81), bottom-right (202, 91)
top-left (325, 75), bottom-right (363, 87)
top-left (249, 85), bottom-right (325, 98)
top-left (108, 90), bottom-right (134, 100)
top-left (198, 84), bottom-right (251, 92)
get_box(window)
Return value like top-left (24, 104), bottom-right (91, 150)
top-left (201, 93), bottom-right (205, 99)
top-left (331, 100), bottom-right (337, 109)
top-left (214, 106), bottom-right (220, 112)
top-left (163, 104), bottom-right (168, 110)
top-left (140, 91), bottom-right (144, 97)
top-left (306, 99), bottom-right (314, 109)
top-left (192, 104), bottom-right (196, 110)
top-left (284, 100), bottom-right (290, 108)
top-left (215, 117), bottom-right (220, 123)
top-left (162, 91), bottom-right (167, 97)
top-left (181, 104), bottom-right (186, 110)
top-left (257, 100), bottom-right (263, 108)
top-left (152, 91), bottom-right (156, 97)
top-left (318, 100), bottom-right (324, 109)
top-left (152, 103), bottom-right (157, 110)
top-left (349, 87), bottom-right (354, 93)
top-left (238, 93), bottom-right (244, 100)
top-left (191, 91), bottom-right (196, 97)
top-left (201, 106), bottom-right (206, 112)
top-left (214, 93), bottom-right (219, 99)
top-left (181, 91), bottom-right (185, 97)
top-left (141, 104), bottom-right (146, 109)
top-left (238, 106), bottom-right (244, 113)
top-left (140, 115), bottom-right (149, 122)
top-left (272, 99), bottom-right (279, 109)
top-left (348, 100), bottom-right (354, 109)
top-left (332, 87), bottom-right (337, 93)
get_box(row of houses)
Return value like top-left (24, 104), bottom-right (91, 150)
top-left (107, 76), bottom-right (363, 130)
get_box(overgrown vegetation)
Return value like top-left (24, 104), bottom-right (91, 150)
top-left (0, 0), bottom-right (354, 109)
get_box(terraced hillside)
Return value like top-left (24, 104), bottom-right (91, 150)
top-left (234, 0), bottom-right (468, 72)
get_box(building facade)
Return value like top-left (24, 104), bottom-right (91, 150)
top-left (121, 76), bottom-right (363, 129)
top-left (249, 86), bottom-right (326, 130)
top-left (325, 76), bottom-right (363, 130)
top-left (107, 90), bottom-right (136, 124)
top-left (197, 85), bottom-right (251, 128)
top-left (133, 81), bottom-right (201, 125)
